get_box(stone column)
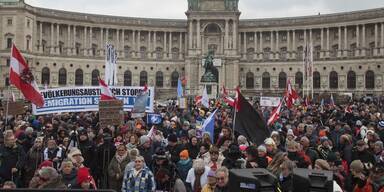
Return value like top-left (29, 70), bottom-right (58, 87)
top-left (338, 27), bottom-right (342, 57)
top-left (137, 30), bottom-right (141, 52)
top-left (304, 29), bottom-right (307, 45)
top-left (320, 28), bottom-right (324, 58)
top-left (287, 31), bottom-right (291, 52)
top-left (39, 22), bottom-right (43, 52)
top-left (117, 29), bottom-right (120, 49)
top-left (233, 20), bottom-right (237, 49)
top-left (292, 30), bottom-right (296, 58)
top-left (179, 32), bottom-right (183, 59)
top-left (374, 24), bottom-right (378, 56)
top-left (361, 24), bottom-right (366, 56)
top-left (225, 19), bottom-right (229, 49)
top-left (132, 30), bottom-right (136, 55)
top-left (148, 31), bottom-right (151, 58)
top-left (163, 32), bottom-right (167, 54)
top-left (189, 20), bottom-right (193, 49)
top-left (344, 26), bottom-right (348, 56)
top-left (276, 31), bottom-right (279, 59)
top-left (121, 29), bottom-right (125, 58)
top-left (105, 28), bottom-right (109, 44)
top-left (169, 32), bottom-right (172, 58)
top-left (56, 24), bottom-right (60, 54)
top-left (89, 27), bottom-right (93, 52)
top-left (73, 25), bottom-right (76, 52)
top-left (197, 20), bottom-right (201, 49)
top-left (243, 32), bottom-right (247, 59)
top-left (326, 28), bottom-right (330, 57)
top-left (67, 25), bottom-right (71, 55)
top-left (356, 25), bottom-right (360, 56)
top-left (83, 26), bottom-right (88, 56)
top-left (259, 32), bottom-right (263, 59)
top-left (100, 28), bottom-right (104, 56)
top-left (381, 23), bottom-right (384, 55)
top-left (254, 32), bottom-right (258, 60)
top-left (153, 31), bottom-right (157, 52)
top-left (270, 31), bottom-right (274, 59)
top-left (50, 23), bottom-right (54, 54)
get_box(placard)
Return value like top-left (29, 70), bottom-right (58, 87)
top-left (2, 101), bottom-right (25, 115)
top-left (32, 86), bottom-right (154, 115)
top-left (260, 97), bottom-right (281, 107)
top-left (99, 100), bottom-right (124, 128)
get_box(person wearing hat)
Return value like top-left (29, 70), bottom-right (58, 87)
top-left (166, 134), bottom-right (186, 163)
top-left (176, 149), bottom-right (192, 181)
top-left (77, 128), bottom-right (97, 174)
top-left (201, 170), bottom-right (217, 192)
top-left (152, 147), bottom-right (177, 191)
top-left (77, 167), bottom-right (97, 190)
top-left (317, 136), bottom-right (332, 160)
top-left (137, 135), bottom-right (153, 168)
top-left (67, 147), bottom-right (85, 168)
top-left (352, 140), bottom-right (376, 171)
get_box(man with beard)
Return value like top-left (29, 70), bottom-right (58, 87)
top-left (0, 130), bottom-right (26, 187)
top-left (78, 128), bottom-right (97, 173)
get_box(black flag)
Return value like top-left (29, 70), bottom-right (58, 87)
top-left (234, 90), bottom-right (269, 145)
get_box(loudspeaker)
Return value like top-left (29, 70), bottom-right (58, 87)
top-left (228, 168), bottom-right (277, 192)
top-left (292, 168), bottom-right (333, 192)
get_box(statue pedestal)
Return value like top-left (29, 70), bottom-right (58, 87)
top-left (200, 82), bottom-right (218, 99)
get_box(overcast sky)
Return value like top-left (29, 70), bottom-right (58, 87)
top-left (24, 0), bottom-right (384, 19)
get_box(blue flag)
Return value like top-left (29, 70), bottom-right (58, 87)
top-left (177, 78), bottom-right (183, 98)
top-left (147, 113), bottom-right (162, 125)
top-left (202, 109), bottom-right (218, 143)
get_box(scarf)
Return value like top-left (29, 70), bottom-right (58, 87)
top-left (116, 153), bottom-right (128, 164)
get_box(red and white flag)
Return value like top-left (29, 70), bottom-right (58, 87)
top-left (345, 105), bottom-right (352, 113)
top-left (9, 44), bottom-right (44, 107)
top-left (222, 86), bottom-right (235, 107)
top-left (99, 78), bottom-right (116, 100)
top-left (267, 99), bottom-right (283, 126)
top-left (284, 79), bottom-right (299, 109)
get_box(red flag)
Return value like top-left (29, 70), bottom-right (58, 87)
top-left (195, 95), bottom-right (202, 105)
top-left (284, 79), bottom-right (299, 109)
top-left (143, 84), bottom-right (148, 92)
top-left (9, 44), bottom-right (44, 107)
top-left (268, 99), bottom-right (283, 126)
top-left (99, 78), bottom-right (116, 100)
top-left (345, 105), bottom-right (352, 113)
top-left (234, 86), bottom-right (241, 111)
top-left (221, 86), bottom-right (235, 107)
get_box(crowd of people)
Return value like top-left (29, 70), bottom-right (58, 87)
top-left (0, 96), bottom-right (384, 192)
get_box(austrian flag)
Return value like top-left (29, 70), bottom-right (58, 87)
top-left (99, 78), bottom-right (116, 100)
top-left (9, 44), bottom-right (44, 107)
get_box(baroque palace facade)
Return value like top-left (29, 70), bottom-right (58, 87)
top-left (0, 0), bottom-right (383, 99)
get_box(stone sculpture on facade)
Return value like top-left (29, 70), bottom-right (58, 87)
top-left (201, 51), bottom-right (218, 83)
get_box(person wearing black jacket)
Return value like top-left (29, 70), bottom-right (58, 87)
top-left (277, 160), bottom-right (296, 192)
top-left (187, 136), bottom-right (200, 159)
top-left (352, 140), bottom-right (376, 170)
top-left (78, 129), bottom-right (97, 173)
top-left (166, 134), bottom-right (185, 163)
top-left (0, 130), bottom-right (26, 187)
top-left (215, 167), bottom-right (229, 192)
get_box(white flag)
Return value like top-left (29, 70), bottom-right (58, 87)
top-left (201, 86), bottom-right (209, 108)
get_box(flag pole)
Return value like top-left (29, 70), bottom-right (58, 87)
top-left (232, 100), bottom-right (237, 142)
top-left (5, 86), bottom-right (11, 127)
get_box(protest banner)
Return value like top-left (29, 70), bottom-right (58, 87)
top-left (2, 101), bottom-right (26, 115)
top-left (99, 100), bottom-right (124, 128)
top-left (32, 86), bottom-right (154, 115)
top-left (260, 97), bottom-right (281, 107)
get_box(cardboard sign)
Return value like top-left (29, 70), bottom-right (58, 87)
top-left (99, 100), bottom-right (124, 128)
top-left (178, 97), bottom-right (187, 109)
top-left (2, 101), bottom-right (25, 115)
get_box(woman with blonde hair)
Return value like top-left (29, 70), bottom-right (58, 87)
top-left (267, 152), bottom-right (288, 176)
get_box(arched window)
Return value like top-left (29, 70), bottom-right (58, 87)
top-left (124, 70), bottom-right (132, 86)
top-left (262, 72), bottom-right (270, 89)
top-left (246, 72), bottom-right (254, 89)
top-left (295, 72), bottom-right (303, 89)
top-left (91, 69), bottom-right (100, 86)
top-left (58, 68), bottom-right (67, 86)
top-left (329, 71), bottom-right (338, 89)
top-left (365, 70), bottom-right (375, 89)
top-left (75, 69), bottom-right (83, 86)
top-left (171, 71), bottom-right (179, 88)
top-left (156, 71), bottom-right (163, 87)
top-left (139, 71), bottom-right (147, 86)
top-left (313, 71), bottom-right (321, 89)
top-left (347, 71), bottom-right (356, 89)
top-left (278, 72), bottom-right (287, 89)
top-left (41, 67), bottom-right (50, 85)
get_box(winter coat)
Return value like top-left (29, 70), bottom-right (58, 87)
top-left (108, 155), bottom-right (130, 192)
top-left (61, 168), bottom-right (78, 189)
top-left (166, 143), bottom-right (186, 163)
top-left (78, 139), bottom-right (98, 173)
top-left (0, 144), bottom-right (26, 183)
top-left (176, 158), bottom-right (193, 181)
top-left (24, 146), bottom-right (44, 183)
top-left (121, 166), bottom-right (155, 192)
